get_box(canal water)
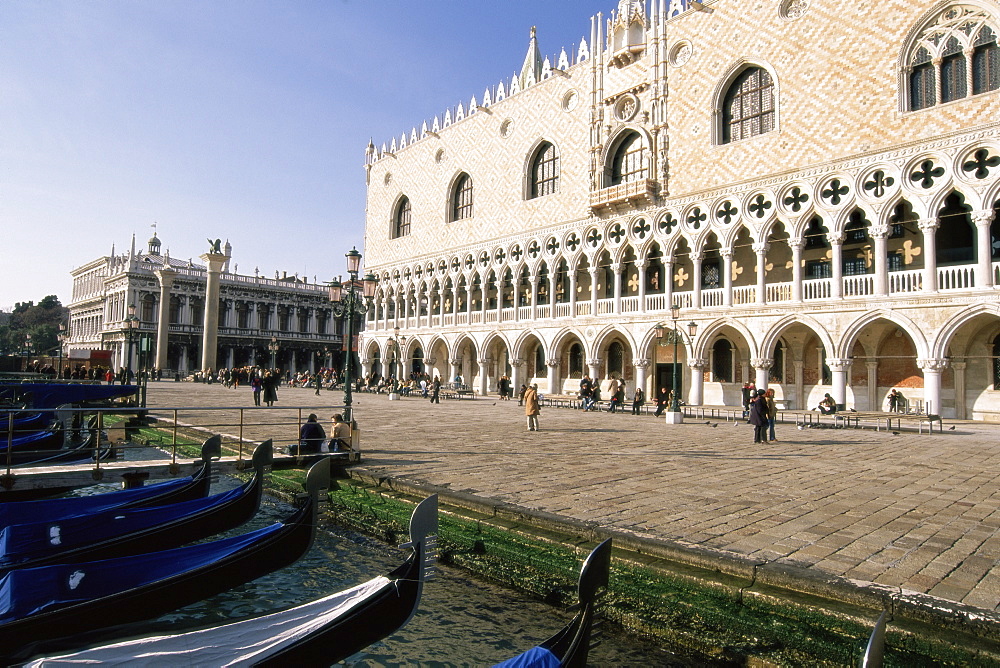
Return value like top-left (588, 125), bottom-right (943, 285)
top-left (110, 490), bottom-right (695, 666)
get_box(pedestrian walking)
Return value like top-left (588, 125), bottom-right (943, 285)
top-left (251, 375), bottom-right (262, 406)
top-left (765, 387), bottom-right (777, 442)
top-left (524, 383), bottom-right (541, 431)
top-left (749, 389), bottom-right (768, 443)
top-left (430, 376), bottom-right (441, 403)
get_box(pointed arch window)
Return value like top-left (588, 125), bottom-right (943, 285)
top-left (392, 197), bottom-right (411, 239)
top-left (530, 142), bottom-right (559, 198)
top-left (451, 173), bottom-right (473, 221)
top-left (905, 5), bottom-right (999, 111)
top-left (722, 67), bottom-right (775, 144)
top-left (610, 131), bottom-right (647, 185)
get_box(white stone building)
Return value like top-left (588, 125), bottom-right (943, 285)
top-left (362, 0), bottom-right (1000, 420)
top-left (67, 234), bottom-right (348, 374)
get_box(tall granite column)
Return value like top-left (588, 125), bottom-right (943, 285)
top-left (154, 267), bottom-right (176, 371)
top-left (200, 251), bottom-right (228, 372)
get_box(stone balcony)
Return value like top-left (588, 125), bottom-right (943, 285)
top-left (589, 179), bottom-right (658, 214)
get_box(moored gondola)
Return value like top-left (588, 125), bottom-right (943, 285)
top-left (25, 494), bottom-right (439, 667)
top-left (0, 435), bottom-right (221, 525)
top-left (0, 441), bottom-right (272, 571)
top-left (494, 538), bottom-right (612, 668)
top-left (0, 456), bottom-right (328, 664)
top-left (0, 383), bottom-right (138, 410)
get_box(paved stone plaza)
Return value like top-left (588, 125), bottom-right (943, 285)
top-left (146, 381), bottom-right (1000, 613)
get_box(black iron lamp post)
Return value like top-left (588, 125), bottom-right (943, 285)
top-left (268, 336), bottom-right (279, 370)
top-left (655, 303), bottom-right (698, 415)
top-left (328, 247), bottom-right (376, 423)
top-left (124, 304), bottom-right (140, 383)
top-left (389, 326), bottom-right (407, 380)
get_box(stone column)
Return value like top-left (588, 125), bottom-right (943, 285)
top-left (569, 270), bottom-right (579, 317)
top-left (664, 257), bottom-right (674, 308)
top-left (449, 358), bottom-right (461, 385)
top-left (511, 357), bottom-right (525, 392)
top-left (793, 358), bottom-right (804, 410)
top-left (952, 361), bottom-right (967, 420)
top-left (154, 267), bottom-right (176, 370)
top-left (828, 357), bottom-right (851, 410)
top-left (866, 361), bottom-right (879, 411)
top-left (636, 261), bottom-right (647, 313)
top-left (199, 251), bottom-right (227, 372)
top-left (587, 358), bottom-right (601, 382)
top-left (633, 358), bottom-right (650, 396)
top-left (827, 233), bottom-right (844, 299)
top-left (611, 262), bottom-right (622, 315)
top-left (919, 218), bottom-right (939, 293)
top-left (871, 224), bottom-right (889, 296)
top-left (918, 358), bottom-right (948, 416)
top-left (753, 242), bottom-right (768, 305)
top-left (790, 240), bottom-right (804, 302)
top-left (589, 268), bottom-right (599, 316)
top-left (752, 358), bottom-right (772, 391)
top-left (546, 357), bottom-right (560, 395)
top-left (530, 273), bottom-right (539, 320)
top-left (688, 358), bottom-right (707, 406)
top-left (974, 211), bottom-right (995, 289)
top-left (690, 252), bottom-right (703, 308)
top-left (722, 250), bottom-right (733, 307)
top-left (478, 357), bottom-right (491, 396)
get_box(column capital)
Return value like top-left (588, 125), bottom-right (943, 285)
top-left (825, 232), bottom-right (846, 245)
top-left (449, 358), bottom-right (462, 366)
top-left (360, 357), bottom-right (371, 365)
top-left (865, 360), bottom-right (879, 370)
top-left (827, 357), bottom-right (852, 371)
top-left (478, 357), bottom-right (492, 366)
top-left (511, 358), bottom-right (525, 366)
top-left (546, 358), bottom-right (560, 367)
top-left (918, 217), bottom-right (940, 232)
top-left (951, 361), bottom-right (967, 371)
top-left (751, 357), bottom-right (773, 370)
top-left (609, 262), bottom-right (622, 273)
top-left (687, 358), bottom-right (708, 370)
top-left (751, 242), bottom-right (769, 255)
top-left (917, 357), bottom-right (950, 372)
top-left (689, 251), bottom-right (703, 262)
top-left (869, 223), bottom-right (889, 239)
top-left (973, 210), bottom-right (996, 227)
top-left (424, 356), bottom-right (436, 365)
top-left (720, 249), bottom-right (733, 259)
top-left (586, 358), bottom-right (602, 367)
top-left (787, 239), bottom-right (804, 252)
top-left (633, 358), bottom-right (651, 368)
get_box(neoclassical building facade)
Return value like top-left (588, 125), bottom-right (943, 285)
top-left (67, 234), bottom-right (347, 374)
top-left (361, 0), bottom-right (1000, 420)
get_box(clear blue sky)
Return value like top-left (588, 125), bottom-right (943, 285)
top-left (0, 0), bottom-right (615, 311)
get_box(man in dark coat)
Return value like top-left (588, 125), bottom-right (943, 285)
top-left (749, 389), bottom-right (769, 444)
top-left (297, 413), bottom-right (326, 454)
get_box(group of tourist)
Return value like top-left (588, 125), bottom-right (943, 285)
top-left (295, 412), bottom-right (352, 455)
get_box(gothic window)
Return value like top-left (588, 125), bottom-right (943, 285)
top-left (994, 334), bottom-right (1000, 390)
top-left (534, 344), bottom-right (545, 378)
top-left (769, 341), bottom-right (785, 383)
top-left (702, 260), bottom-right (721, 288)
top-left (721, 67), bottom-right (775, 144)
top-left (806, 260), bottom-right (831, 279)
top-left (392, 197), bottom-right (411, 239)
top-left (973, 26), bottom-right (1000, 94)
top-left (804, 216), bottom-right (829, 249)
top-left (712, 339), bottom-right (733, 383)
top-left (530, 142), bottom-right (559, 198)
top-left (609, 131), bottom-right (647, 185)
top-left (842, 257), bottom-right (868, 276)
top-left (936, 190), bottom-right (975, 265)
top-left (451, 173), bottom-right (473, 221)
top-left (608, 341), bottom-right (625, 378)
top-left (905, 6), bottom-right (999, 111)
top-left (844, 209), bottom-right (870, 244)
top-left (569, 343), bottom-right (584, 378)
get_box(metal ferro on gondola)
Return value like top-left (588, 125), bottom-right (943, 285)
top-left (327, 248), bottom-right (377, 423)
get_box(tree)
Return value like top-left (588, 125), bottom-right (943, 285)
top-left (1, 295), bottom-right (68, 356)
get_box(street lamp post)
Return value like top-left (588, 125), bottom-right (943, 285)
top-left (389, 327), bottom-right (407, 380)
top-left (268, 337), bottom-right (280, 371)
top-left (123, 304), bottom-right (140, 384)
top-left (57, 324), bottom-right (66, 380)
top-left (328, 247), bottom-right (377, 423)
top-left (656, 303), bottom-right (698, 424)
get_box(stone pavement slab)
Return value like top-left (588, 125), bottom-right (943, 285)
top-left (145, 381), bottom-right (1000, 613)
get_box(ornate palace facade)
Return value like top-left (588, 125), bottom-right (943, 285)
top-left (67, 234), bottom-right (346, 374)
top-left (362, 0), bottom-right (1000, 419)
